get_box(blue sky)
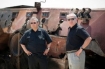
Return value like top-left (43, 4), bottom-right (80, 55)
top-left (0, 0), bottom-right (105, 9)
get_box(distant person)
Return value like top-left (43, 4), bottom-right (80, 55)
top-left (74, 8), bottom-right (79, 17)
top-left (20, 17), bottom-right (52, 69)
top-left (78, 8), bottom-right (86, 18)
top-left (48, 19), bottom-right (63, 36)
top-left (84, 8), bottom-right (91, 19)
top-left (54, 23), bottom-right (62, 36)
top-left (69, 8), bottom-right (74, 13)
top-left (66, 13), bottom-right (92, 69)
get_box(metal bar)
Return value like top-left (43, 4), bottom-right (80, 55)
top-left (17, 33), bottom-right (20, 69)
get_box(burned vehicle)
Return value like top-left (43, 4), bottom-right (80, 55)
top-left (0, 1), bottom-right (105, 69)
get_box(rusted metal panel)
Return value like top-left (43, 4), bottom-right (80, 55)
top-left (87, 12), bottom-right (105, 55)
top-left (0, 26), bottom-right (10, 51)
top-left (48, 35), bottom-right (66, 57)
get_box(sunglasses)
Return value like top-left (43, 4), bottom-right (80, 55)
top-left (67, 18), bottom-right (75, 21)
top-left (30, 22), bottom-right (37, 24)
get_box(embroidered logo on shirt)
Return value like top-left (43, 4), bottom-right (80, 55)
top-left (27, 36), bottom-right (30, 38)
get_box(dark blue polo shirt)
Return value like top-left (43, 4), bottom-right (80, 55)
top-left (66, 23), bottom-right (90, 51)
top-left (19, 28), bottom-right (52, 53)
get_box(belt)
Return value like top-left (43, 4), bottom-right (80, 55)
top-left (66, 50), bottom-right (77, 53)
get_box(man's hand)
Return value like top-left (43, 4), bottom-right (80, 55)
top-left (43, 48), bottom-right (50, 55)
top-left (75, 37), bottom-right (92, 57)
top-left (75, 48), bottom-right (83, 57)
top-left (20, 44), bottom-right (32, 56)
top-left (25, 50), bottom-right (32, 56)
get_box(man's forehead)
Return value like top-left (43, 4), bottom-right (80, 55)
top-left (30, 19), bottom-right (37, 22)
top-left (68, 16), bottom-right (76, 19)
top-left (29, 17), bottom-right (38, 22)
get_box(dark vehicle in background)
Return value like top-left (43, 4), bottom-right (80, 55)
top-left (0, 1), bottom-right (105, 69)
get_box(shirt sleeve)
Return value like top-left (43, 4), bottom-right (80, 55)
top-left (43, 30), bottom-right (52, 44)
top-left (77, 28), bottom-right (90, 40)
top-left (19, 32), bottom-right (28, 45)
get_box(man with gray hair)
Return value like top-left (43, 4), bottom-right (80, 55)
top-left (19, 17), bottom-right (52, 69)
top-left (66, 13), bottom-right (92, 69)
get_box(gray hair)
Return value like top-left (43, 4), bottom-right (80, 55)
top-left (29, 17), bottom-right (39, 22)
top-left (66, 13), bottom-right (77, 19)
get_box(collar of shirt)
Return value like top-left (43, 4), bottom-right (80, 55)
top-left (31, 27), bottom-right (41, 32)
top-left (68, 23), bottom-right (78, 30)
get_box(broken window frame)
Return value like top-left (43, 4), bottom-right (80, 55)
top-left (59, 12), bottom-right (68, 21)
top-left (42, 11), bottom-right (50, 18)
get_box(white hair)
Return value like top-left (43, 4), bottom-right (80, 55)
top-left (29, 17), bottom-right (38, 22)
top-left (66, 13), bottom-right (77, 19)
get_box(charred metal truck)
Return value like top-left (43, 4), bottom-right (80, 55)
top-left (0, 1), bottom-right (105, 69)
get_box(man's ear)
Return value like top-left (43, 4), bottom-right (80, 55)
top-left (75, 18), bottom-right (78, 22)
top-left (76, 18), bottom-right (78, 20)
top-left (37, 22), bottom-right (38, 24)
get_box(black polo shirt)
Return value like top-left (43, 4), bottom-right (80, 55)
top-left (66, 23), bottom-right (90, 51)
top-left (19, 28), bottom-right (52, 53)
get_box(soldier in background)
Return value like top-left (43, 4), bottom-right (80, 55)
top-left (74, 8), bottom-right (79, 17)
top-left (83, 8), bottom-right (91, 23)
top-left (69, 8), bottom-right (74, 13)
top-left (48, 19), bottom-right (63, 36)
top-left (78, 8), bottom-right (86, 19)
top-left (84, 8), bottom-right (91, 19)
top-left (52, 19), bottom-right (63, 36)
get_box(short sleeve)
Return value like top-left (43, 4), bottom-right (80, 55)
top-left (43, 30), bottom-right (52, 44)
top-left (77, 28), bottom-right (90, 40)
top-left (19, 32), bottom-right (28, 45)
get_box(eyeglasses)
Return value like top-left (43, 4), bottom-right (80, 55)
top-left (30, 22), bottom-right (37, 24)
top-left (67, 18), bottom-right (75, 21)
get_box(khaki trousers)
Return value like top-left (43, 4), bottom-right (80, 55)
top-left (67, 50), bottom-right (85, 69)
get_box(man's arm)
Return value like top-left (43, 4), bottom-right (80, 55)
top-left (46, 43), bottom-right (51, 50)
top-left (43, 42), bottom-right (52, 55)
top-left (75, 37), bottom-right (92, 56)
top-left (21, 44), bottom-right (32, 56)
top-left (43, 30), bottom-right (52, 55)
top-left (76, 28), bottom-right (92, 56)
top-left (80, 37), bottom-right (92, 49)
top-left (77, 28), bottom-right (92, 49)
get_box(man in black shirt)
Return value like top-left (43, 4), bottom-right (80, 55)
top-left (66, 13), bottom-right (92, 69)
top-left (19, 17), bottom-right (52, 69)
